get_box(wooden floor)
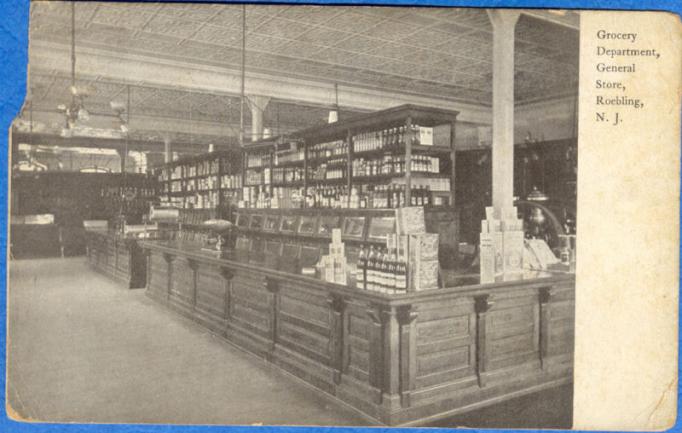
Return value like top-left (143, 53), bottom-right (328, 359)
top-left (7, 257), bottom-right (572, 427)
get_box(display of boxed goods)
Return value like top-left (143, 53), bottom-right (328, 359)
top-left (395, 206), bottom-right (425, 235)
top-left (409, 258), bottom-right (439, 291)
top-left (479, 232), bottom-right (496, 283)
top-left (408, 233), bottom-right (439, 262)
top-left (319, 228), bottom-right (348, 285)
top-left (501, 207), bottom-right (525, 274)
top-left (480, 206), bottom-right (524, 281)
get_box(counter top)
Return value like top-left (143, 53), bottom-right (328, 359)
top-left (140, 240), bottom-right (574, 305)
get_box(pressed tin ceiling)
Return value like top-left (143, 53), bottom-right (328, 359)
top-left (25, 2), bottom-right (579, 146)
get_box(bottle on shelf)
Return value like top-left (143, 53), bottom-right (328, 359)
top-left (395, 252), bottom-right (408, 294)
top-left (366, 246), bottom-right (377, 291)
top-left (379, 247), bottom-right (391, 294)
top-left (387, 245), bottom-right (397, 294)
top-left (356, 245), bottom-right (367, 290)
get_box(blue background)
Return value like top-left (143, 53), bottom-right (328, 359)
top-left (0, 0), bottom-right (680, 432)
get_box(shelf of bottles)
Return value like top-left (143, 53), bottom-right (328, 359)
top-left (354, 241), bottom-right (409, 295)
top-left (241, 105), bottom-right (457, 211)
top-left (99, 174), bottom-right (158, 221)
top-left (156, 151), bottom-right (242, 215)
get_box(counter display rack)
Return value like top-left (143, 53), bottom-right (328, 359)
top-left (232, 206), bottom-right (458, 274)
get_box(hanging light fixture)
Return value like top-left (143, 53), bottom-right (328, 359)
top-left (58, 2), bottom-right (95, 131)
top-left (239, 4), bottom-right (246, 146)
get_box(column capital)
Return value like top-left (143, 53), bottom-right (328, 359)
top-left (486, 9), bottom-right (522, 30)
top-left (246, 95), bottom-right (271, 112)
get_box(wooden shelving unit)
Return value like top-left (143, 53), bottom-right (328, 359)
top-left (153, 150), bottom-right (242, 222)
top-left (242, 104), bottom-right (459, 211)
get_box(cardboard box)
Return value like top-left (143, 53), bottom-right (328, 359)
top-left (396, 206), bottom-right (425, 235)
top-left (408, 233), bottom-right (439, 262)
top-left (409, 259), bottom-right (439, 291)
top-left (398, 235), bottom-right (409, 258)
top-left (479, 232), bottom-right (496, 284)
top-left (331, 228), bottom-right (342, 245)
top-left (502, 230), bottom-right (525, 274)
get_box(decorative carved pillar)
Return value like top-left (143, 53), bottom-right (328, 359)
top-left (539, 286), bottom-right (553, 369)
top-left (366, 307), bottom-right (384, 404)
top-left (367, 305), bottom-right (400, 408)
top-left (163, 253), bottom-right (175, 301)
top-left (144, 249), bottom-right (152, 290)
top-left (474, 294), bottom-right (494, 387)
top-left (487, 10), bottom-right (521, 212)
top-left (187, 259), bottom-right (199, 311)
top-left (264, 276), bottom-right (280, 356)
top-left (221, 268), bottom-right (235, 321)
top-left (328, 294), bottom-right (347, 384)
top-left (248, 95), bottom-right (271, 142)
top-left (398, 305), bottom-right (418, 408)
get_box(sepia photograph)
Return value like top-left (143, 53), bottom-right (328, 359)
top-left (8, 0), bottom-right (583, 428)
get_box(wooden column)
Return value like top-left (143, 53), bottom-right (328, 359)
top-left (398, 305), bottom-right (418, 408)
top-left (538, 286), bottom-right (553, 369)
top-left (163, 252), bottom-right (175, 301)
top-left (366, 307), bottom-right (384, 404)
top-left (221, 268), bottom-right (235, 321)
top-left (474, 294), bottom-right (494, 387)
top-left (264, 276), bottom-right (280, 357)
top-left (367, 306), bottom-right (401, 409)
top-left (187, 259), bottom-right (199, 311)
top-left (487, 10), bottom-right (521, 212)
top-left (328, 294), bottom-right (346, 384)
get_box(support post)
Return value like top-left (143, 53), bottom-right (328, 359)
top-left (539, 286), bottom-right (553, 369)
top-left (248, 95), bottom-right (271, 142)
top-left (328, 294), bottom-right (346, 384)
top-left (163, 136), bottom-right (172, 164)
top-left (487, 10), bottom-right (521, 213)
top-left (398, 305), bottom-right (418, 408)
top-left (474, 294), bottom-right (494, 387)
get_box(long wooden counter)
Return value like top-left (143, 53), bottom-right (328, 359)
top-left (85, 231), bottom-right (147, 289)
top-left (141, 240), bottom-right (575, 426)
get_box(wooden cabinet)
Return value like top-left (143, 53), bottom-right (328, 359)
top-left (85, 231), bottom-right (147, 289)
top-left (142, 241), bottom-right (574, 426)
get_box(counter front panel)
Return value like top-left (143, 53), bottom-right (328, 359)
top-left (85, 231), bottom-right (147, 289)
top-left (141, 240), bottom-right (574, 426)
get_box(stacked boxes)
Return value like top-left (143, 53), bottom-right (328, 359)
top-left (396, 206), bottom-right (440, 291)
top-left (395, 206), bottom-right (425, 235)
top-left (479, 206), bottom-right (525, 284)
top-left (320, 228), bottom-right (348, 285)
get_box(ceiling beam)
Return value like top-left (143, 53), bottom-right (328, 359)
top-left (11, 130), bottom-right (230, 154)
top-left (29, 40), bottom-right (493, 125)
top-left (20, 107), bottom-right (298, 137)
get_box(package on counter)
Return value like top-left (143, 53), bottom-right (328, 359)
top-left (331, 228), bottom-right (342, 245)
top-left (479, 232), bottom-right (496, 283)
top-left (409, 259), bottom-right (439, 291)
top-left (408, 233), bottom-right (439, 262)
top-left (395, 206), bottom-right (426, 235)
top-left (502, 229), bottom-right (525, 274)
